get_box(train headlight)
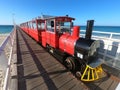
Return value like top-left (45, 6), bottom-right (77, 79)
top-left (88, 40), bottom-right (100, 56)
top-left (77, 53), bottom-right (83, 59)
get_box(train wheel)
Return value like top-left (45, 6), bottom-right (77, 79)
top-left (64, 57), bottom-right (75, 71)
top-left (46, 44), bottom-right (50, 52)
top-left (76, 71), bottom-right (82, 79)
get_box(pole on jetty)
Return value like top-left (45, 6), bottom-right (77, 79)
top-left (12, 13), bottom-right (16, 30)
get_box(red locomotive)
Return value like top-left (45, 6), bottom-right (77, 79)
top-left (20, 15), bottom-right (104, 81)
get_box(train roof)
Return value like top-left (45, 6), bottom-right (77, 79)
top-left (21, 15), bottom-right (75, 24)
top-left (38, 15), bottom-right (75, 20)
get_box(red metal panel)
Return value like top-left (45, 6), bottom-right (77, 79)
top-left (59, 33), bottom-right (78, 55)
top-left (46, 31), bottom-right (59, 48)
top-left (41, 31), bottom-right (46, 47)
top-left (65, 36), bottom-right (78, 55)
top-left (50, 33), bottom-right (59, 48)
top-left (38, 30), bottom-right (44, 42)
top-left (33, 30), bottom-right (39, 41)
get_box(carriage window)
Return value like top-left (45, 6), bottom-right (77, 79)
top-left (37, 22), bottom-right (45, 30)
top-left (23, 24), bottom-right (25, 27)
top-left (28, 22), bottom-right (30, 28)
top-left (51, 21), bottom-right (54, 27)
top-left (38, 22), bottom-right (41, 29)
top-left (25, 23), bottom-right (27, 27)
top-left (41, 23), bottom-right (45, 29)
top-left (26, 23), bottom-right (28, 28)
top-left (29, 22), bottom-right (32, 29)
top-left (47, 19), bottom-right (54, 32)
top-left (32, 22), bottom-right (36, 29)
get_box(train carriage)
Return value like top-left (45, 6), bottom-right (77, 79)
top-left (20, 18), bottom-right (45, 42)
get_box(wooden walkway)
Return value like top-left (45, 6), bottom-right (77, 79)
top-left (16, 27), bottom-right (120, 90)
top-left (16, 28), bottom-right (88, 90)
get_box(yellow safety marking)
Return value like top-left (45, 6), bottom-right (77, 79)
top-left (87, 68), bottom-right (90, 80)
top-left (92, 69), bottom-right (94, 80)
top-left (81, 64), bottom-right (104, 81)
top-left (95, 68), bottom-right (98, 79)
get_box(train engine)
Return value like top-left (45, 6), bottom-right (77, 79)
top-left (44, 16), bottom-right (104, 81)
top-left (57, 20), bottom-right (103, 81)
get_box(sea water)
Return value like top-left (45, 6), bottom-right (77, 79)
top-left (0, 25), bottom-right (13, 34)
top-left (80, 26), bottom-right (120, 39)
top-left (0, 25), bottom-right (120, 34)
top-left (80, 26), bottom-right (120, 33)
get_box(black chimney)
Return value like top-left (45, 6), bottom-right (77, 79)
top-left (85, 20), bottom-right (94, 39)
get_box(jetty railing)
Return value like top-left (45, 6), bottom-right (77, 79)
top-left (0, 26), bottom-right (16, 90)
top-left (80, 30), bottom-right (120, 70)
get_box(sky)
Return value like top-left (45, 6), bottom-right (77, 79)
top-left (0, 0), bottom-right (120, 26)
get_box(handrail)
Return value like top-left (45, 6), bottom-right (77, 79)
top-left (80, 30), bottom-right (120, 41)
top-left (81, 30), bottom-right (120, 35)
top-left (80, 30), bottom-right (120, 70)
top-left (0, 26), bottom-right (16, 90)
top-left (0, 36), bottom-right (10, 55)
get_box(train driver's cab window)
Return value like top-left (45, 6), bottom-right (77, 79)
top-left (56, 21), bottom-right (71, 34)
top-left (32, 21), bottom-right (37, 30)
top-left (47, 19), bottom-right (54, 32)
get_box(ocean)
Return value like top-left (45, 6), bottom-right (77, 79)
top-left (80, 26), bottom-right (120, 33)
top-left (0, 25), bottom-right (14, 34)
top-left (0, 25), bottom-right (120, 34)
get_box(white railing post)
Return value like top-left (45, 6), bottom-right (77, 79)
top-left (102, 33), bottom-right (110, 61)
top-left (113, 43), bottom-right (120, 67)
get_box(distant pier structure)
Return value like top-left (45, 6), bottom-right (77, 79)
top-left (0, 25), bottom-right (120, 90)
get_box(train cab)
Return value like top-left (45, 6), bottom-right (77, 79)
top-left (42, 16), bottom-right (75, 49)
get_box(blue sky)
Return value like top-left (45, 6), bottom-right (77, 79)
top-left (0, 0), bottom-right (120, 26)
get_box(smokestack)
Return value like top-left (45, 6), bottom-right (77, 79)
top-left (85, 20), bottom-right (94, 39)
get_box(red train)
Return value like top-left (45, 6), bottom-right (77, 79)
top-left (20, 15), bottom-right (104, 81)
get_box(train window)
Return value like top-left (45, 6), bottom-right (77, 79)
top-left (38, 23), bottom-right (41, 29)
top-left (51, 21), bottom-right (54, 27)
top-left (28, 22), bottom-right (30, 28)
top-left (56, 21), bottom-right (71, 33)
top-left (30, 22), bottom-right (33, 29)
top-left (37, 22), bottom-right (45, 30)
top-left (32, 22), bottom-right (37, 30)
top-left (71, 22), bottom-right (74, 27)
top-left (25, 23), bottom-right (26, 27)
top-left (27, 23), bottom-right (28, 28)
top-left (25, 23), bottom-right (27, 27)
top-left (41, 23), bottom-right (45, 29)
top-left (47, 19), bottom-right (54, 32)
